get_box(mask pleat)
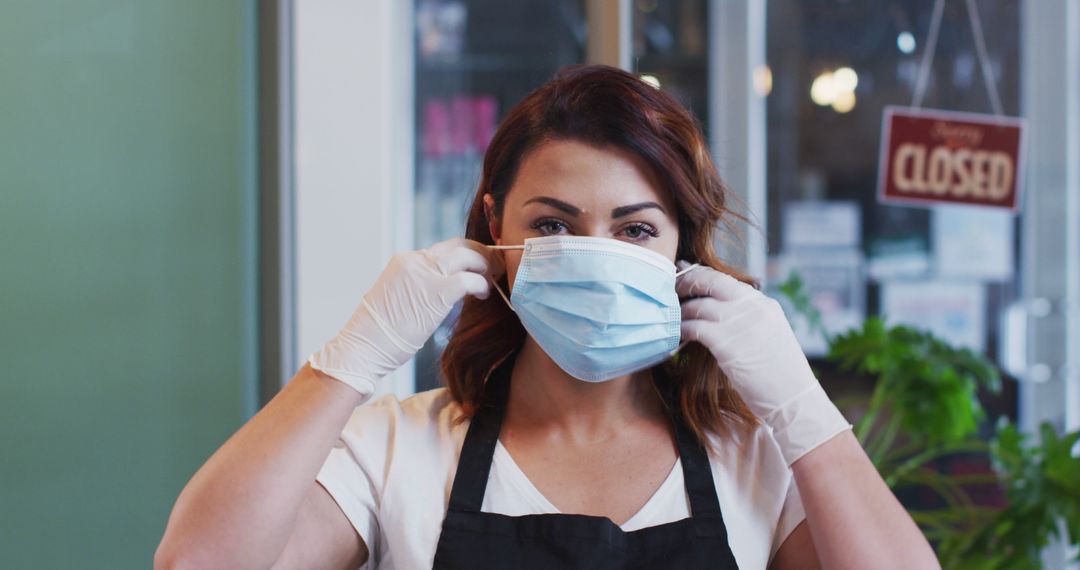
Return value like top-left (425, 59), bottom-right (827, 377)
top-left (505, 236), bottom-right (682, 383)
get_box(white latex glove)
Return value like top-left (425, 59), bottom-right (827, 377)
top-left (677, 261), bottom-right (852, 466)
top-left (308, 238), bottom-right (503, 400)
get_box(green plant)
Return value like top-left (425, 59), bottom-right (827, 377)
top-left (776, 272), bottom-right (1080, 568)
top-left (941, 421), bottom-right (1080, 569)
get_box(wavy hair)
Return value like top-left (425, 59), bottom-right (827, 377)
top-left (439, 64), bottom-right (761, 444)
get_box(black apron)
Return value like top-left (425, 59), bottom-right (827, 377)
top-left (432, 356), bottom-right (740, 569)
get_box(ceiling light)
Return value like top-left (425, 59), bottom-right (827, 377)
top-left (832, 90), bottom-right (856, 113)
top-left (897, 32), bottom-right (916, 54)
top-left (810, 72), bottom-right (836, 106)
top-left (833, 67), bottom-right (859, 92)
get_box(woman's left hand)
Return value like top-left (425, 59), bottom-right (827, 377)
top-left (676, 261), bottom-right (851, 466)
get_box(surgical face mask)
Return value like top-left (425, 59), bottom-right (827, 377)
top-left (489, 235), bottom-right (698, 382)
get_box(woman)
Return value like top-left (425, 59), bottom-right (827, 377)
top-left (156, 65), bottom-right (939, 569)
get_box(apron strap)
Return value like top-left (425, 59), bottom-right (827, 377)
top-left (669, 411), bottom-right (723, 518)
top-left (445, 355), bottom-right (514, 513)
top-left (446, 356), bottom-right (724, 520)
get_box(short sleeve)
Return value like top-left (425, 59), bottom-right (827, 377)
top-left (769, 471), bottom-right (807, 564)
top-left (315, 395), bottom-right (401, 563)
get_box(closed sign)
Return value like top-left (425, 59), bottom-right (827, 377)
top-left (877, 107), bottom-right (1025, 211)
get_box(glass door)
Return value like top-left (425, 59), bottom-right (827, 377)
top-left (632, 0), bottom-right (710, 128)
top-left (412, 0), bottom-right (588, 392)
top-left (764, 0), bottom-right (1022, 413)
top-left (764, 4), bottom-right (1079, 565)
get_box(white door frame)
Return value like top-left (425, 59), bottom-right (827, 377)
top-left (292, 0), bottom-right (415, 398)
top-left (1021, 0), bottom-right (1080, 566)
top-left (708, 0), bottom-right (768, 281)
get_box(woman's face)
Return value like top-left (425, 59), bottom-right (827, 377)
top-left (485, 139), bottom-right (680, 290)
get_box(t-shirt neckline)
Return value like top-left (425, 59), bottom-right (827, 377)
top-left (491, 439), bottom-right (684, 530)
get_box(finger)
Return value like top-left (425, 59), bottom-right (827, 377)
top-left (675, 265), bottom-right (755, 301)
top-left (435, 244), bottom-right (490, 276)
top-left (680, 297), bottom-right (727, 322)
top-left (679, 319), bottom-right (712, 344)
top-left (450, 271), bottom-right (491, 300)
top-left (463, 238), bottom-right (506, 278)
top-left (426, 237), bottom-right (468, 255)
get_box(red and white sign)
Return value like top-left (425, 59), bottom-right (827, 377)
top-left (877, 106), bottom-right (1026, 211)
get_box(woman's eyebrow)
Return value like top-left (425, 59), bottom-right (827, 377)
top-left (523, 196), bottom-right (581, 216)
top-left (611, 201), bottom-right (665, 218)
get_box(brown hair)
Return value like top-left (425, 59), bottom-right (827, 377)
top-left (440, 64), bottom-right (761, 444)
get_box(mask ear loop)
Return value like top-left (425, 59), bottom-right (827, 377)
top-left (671, 263), bottom-right (701, 354)
top-left (486, 244), bottom-right (524, 313)
top-left (674, 263), bottom-right (700, 278)
top-left (489, 278), bottom-right (514, 312)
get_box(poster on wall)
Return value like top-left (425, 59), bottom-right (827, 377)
top-left (767, 250), bottom-right (865, 358)
top-left (783, 201), bottom-right (861, 250)
top-left (867, 235), bottom-right (930, 281)
top-left (932, 204), bottom-right (1015, 281)
top-left (877, 106), bottom-right (1026, 212)
top-left (879, 280), bottom-right (986, 353)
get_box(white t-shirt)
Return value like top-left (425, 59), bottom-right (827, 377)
top-left (316, 388), bottom-right (806, 569)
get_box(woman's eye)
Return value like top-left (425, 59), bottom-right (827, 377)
top-left (621, 223), bottom-right (659, 241)
top-left (532, 219), bottom-right (569, 235)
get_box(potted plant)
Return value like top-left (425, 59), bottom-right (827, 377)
top-left (776, 273), bottom-right (1080, 568)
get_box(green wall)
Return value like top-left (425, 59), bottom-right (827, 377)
top-left (0, 1), bottom-right (258, 567)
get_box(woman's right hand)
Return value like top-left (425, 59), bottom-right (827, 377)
top-left (308, 238), bottom-right (504, 398)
